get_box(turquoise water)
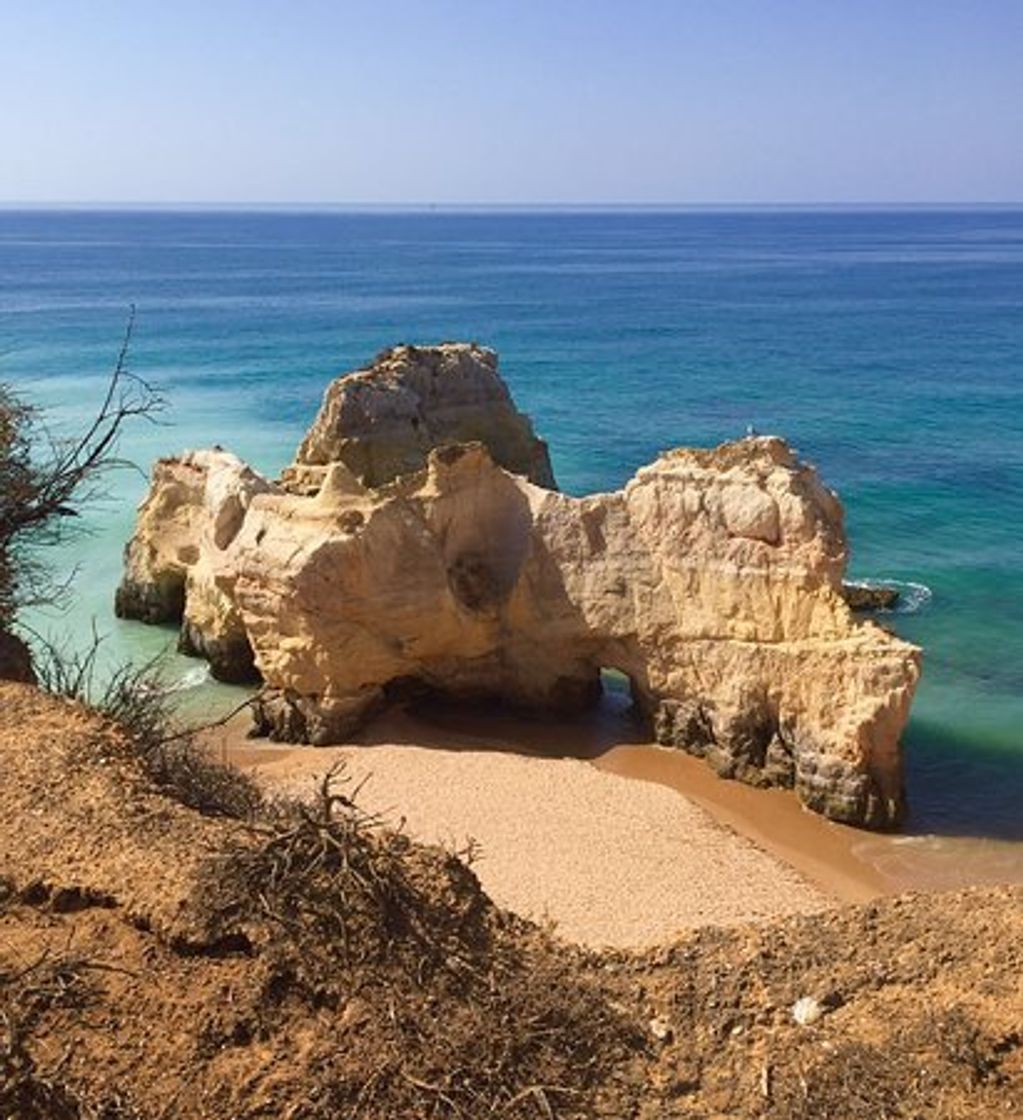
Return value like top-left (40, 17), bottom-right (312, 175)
top-left (2, 207), bottom-right (1021, 843)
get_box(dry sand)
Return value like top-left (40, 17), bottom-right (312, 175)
top-left (216, 706), bottom-right (839, 948)
top-left (212, 700), bottom-right (1023, 948)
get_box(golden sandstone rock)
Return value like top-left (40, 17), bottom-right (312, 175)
top-left (117, 344), bottom-right (920, 829)
top-left (282, 342), bottom-right (556, 493)
top-left (115, 448), bottom-right (275, 682)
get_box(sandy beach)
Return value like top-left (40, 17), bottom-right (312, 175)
top-left (209, 701), bottom-right (896, 948)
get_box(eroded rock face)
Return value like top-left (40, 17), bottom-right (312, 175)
top-left (115, 449), bottom-right (275, 683)
top-left (118, 348), bottom-right (921, 829)
top-left (281, 343), bottom-right (556, 494)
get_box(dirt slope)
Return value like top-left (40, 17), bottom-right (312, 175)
top-left (1, 682), bottom-right (1020, 1119)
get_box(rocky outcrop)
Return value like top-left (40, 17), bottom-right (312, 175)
top-left (281, 343), bottom-right (556, 494)
top-left (117, 346), bottom-right (921, 829)
top-left (0, 629), bottom-right (35, 684)
top-left (115, 449), bottom-right (275, 683)
top-left (842, 582), bottom-right (900, 612)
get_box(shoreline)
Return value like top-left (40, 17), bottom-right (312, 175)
top-left (592, 744), bottom-right (889, 903)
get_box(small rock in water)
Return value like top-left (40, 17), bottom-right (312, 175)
top-left (791, 996), bottom-right (824, 1026)
top-left (842, 582), bottom-right (900, 612)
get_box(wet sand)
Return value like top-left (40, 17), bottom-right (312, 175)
top-left (356, 700), bottom-right (1023, 899)
top-left (593, 744), bottom-right (887, 902)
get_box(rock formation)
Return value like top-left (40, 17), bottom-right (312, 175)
top-left (115, 448), bottom-right (276, 683)
top-left (117, 344), bottom-right (921, 829)
top-left (0, 629), bottom-right (35, 684)
top-left (842, 582), bottom-right (900, 612)
top-left (281, 343), bottom-right (556, 494)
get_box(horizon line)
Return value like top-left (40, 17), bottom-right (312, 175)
top-left (1, 200), bottom-right (1022, 213)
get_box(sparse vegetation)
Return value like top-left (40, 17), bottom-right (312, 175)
top-left (34, 632), bottom-right (263, 821)
top-left (0, 314), bottom-right (161, 616)
top-left (1, 948), bottom-right (95, 1119)
top-left (183, 764), bottom-right (643, 1117)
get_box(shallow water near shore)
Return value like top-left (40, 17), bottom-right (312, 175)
top-left (2, 206), bottom-right (1021, 886)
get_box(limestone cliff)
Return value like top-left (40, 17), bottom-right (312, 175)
top-left (116, 346), bottom-right (920, 829)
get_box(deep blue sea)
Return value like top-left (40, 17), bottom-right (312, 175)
top-left (2, 207), bottom-right (1021, 866)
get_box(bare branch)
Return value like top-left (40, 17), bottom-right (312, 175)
top-left (0, 309), bottom-right (164, 626)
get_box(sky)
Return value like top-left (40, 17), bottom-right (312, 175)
top-left (1, 0), bottom-right (1021, 205)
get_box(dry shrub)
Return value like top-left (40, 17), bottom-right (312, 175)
top-left (764, 1008), bottom-right (1016, 1120)
top-left (0, 1042), bottom-right (81, 1120)
top-left (0, 311), bottom-right (162, 630)
top-left (137, 736), bottom-right (263, 821)
top-left (205, 764), bottom-right (488, 975)
top-left (191, 765), bottom-right (644, 1118)
top-left (0, 951), bottom-right (91, 1119)
top-left (300, 948), bottom-right (642, 1120)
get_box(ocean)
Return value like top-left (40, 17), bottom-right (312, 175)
top-left (2, 206), bottom-right (1021, 863)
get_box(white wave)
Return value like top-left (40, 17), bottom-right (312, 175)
top-left (849, 578), bottom-right (933, 615)
top-left (891, 580), bottom-right (934, 614)
top-left (163, 665), bottom-right (211, 693)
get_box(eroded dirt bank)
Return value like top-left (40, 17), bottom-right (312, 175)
top-left (2, 682), bottom-right (1021, 1119)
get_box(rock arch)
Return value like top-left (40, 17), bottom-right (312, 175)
top-left (116, 345), bottom-right (920, 829)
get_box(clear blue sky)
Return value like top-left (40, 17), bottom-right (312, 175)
top-left (1, 0), bottom-right (1021, 204)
